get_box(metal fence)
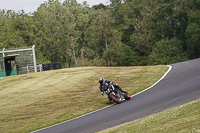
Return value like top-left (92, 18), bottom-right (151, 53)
top-left (0, 45), bottom-right (37, 77)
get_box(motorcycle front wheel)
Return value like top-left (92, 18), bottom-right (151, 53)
top-left (109, 94), bottom-right (122, 104)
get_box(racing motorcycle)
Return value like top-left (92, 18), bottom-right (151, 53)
top-left (105, 83), bottom-right (131, 104)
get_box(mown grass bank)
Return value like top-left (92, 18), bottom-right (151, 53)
top-left (0, 66), bottom-right (168, 133)
top-left (99, 99), bottom-right (200, 133)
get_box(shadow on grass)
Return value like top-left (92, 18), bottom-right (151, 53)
top-left (105, 101), bottom-right (114, 105)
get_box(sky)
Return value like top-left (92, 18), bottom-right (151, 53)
top-left (0, 0), bottom-right (111, 13)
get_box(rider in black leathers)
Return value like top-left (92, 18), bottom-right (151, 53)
top-left (98, 77), bottom-right (127, 100)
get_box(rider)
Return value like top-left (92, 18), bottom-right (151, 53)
top-left (98, 77), bottom-right (127, 100)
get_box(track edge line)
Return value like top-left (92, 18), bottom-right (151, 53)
top-left (131, 65), bottom-right (172, 97)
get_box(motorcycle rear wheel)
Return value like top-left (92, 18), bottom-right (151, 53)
top-left (124, 93), bottom-right (131, 100)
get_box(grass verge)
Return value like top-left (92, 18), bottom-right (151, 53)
top-left (98, 99), bottom-right (200, 133)
top-left (0, 65), bottom-right (168, 133)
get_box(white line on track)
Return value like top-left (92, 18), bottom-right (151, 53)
top-left (131, 65), bottom-right (172, 97)
top-left (32, 65), bottom-right (172, 133)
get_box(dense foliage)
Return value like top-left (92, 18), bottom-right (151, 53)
top-left (0, 0), bottom-right (199, 67)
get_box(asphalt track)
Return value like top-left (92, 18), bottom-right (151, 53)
top-left (33, 59), bottom-right (200, 133)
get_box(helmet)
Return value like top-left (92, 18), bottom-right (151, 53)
top-left (98, 77), bottom-right (104, 84)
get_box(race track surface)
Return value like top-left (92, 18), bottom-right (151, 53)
top-left (33, 59), bottom-right (200, 133)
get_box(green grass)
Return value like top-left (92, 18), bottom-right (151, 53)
top-left (98, 99), bottom-right (200, 133)
top-left (0, 66), bottom-right (168, 133)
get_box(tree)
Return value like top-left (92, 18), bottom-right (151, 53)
top-left (86, 9), bottom-right (119, 66)
top-left (185, 0), bottom-right (200, 59)
top-left (33, 0), bottom-right (66, 64)
top-left (149, 38), bottom-right (188, 64)
top-left (92, 3), bottom-right (108, 10)
top-left (63, 0), bottom-right (89, 67)
top-left (1, 0), bottom-right (200, 67)
top-left (0, 10), bottom-right (28, 49)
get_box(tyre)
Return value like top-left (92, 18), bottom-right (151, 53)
top-left (124, 93), bottom-right (131, 100)
top-left (109, 93), bottom-right (122, 104)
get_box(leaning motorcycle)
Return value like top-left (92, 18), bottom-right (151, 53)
top-left (105, 83), bottom-right (131, 104)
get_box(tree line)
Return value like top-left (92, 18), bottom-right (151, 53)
top-left (0, 0), bottom-right (199, 67)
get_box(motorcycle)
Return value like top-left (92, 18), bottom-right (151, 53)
top-left (105, 83), bottom-right (131, 104)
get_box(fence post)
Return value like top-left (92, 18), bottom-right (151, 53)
top-left (39, 64), bottom-right (42, 72)
top-left (27, 65), bottom-right (29, 74)
top-left (3, 48), bottom-right (5, 57)
top-left (32, 45), bottom-right (37, 72)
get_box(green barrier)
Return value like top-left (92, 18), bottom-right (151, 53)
top-left (0, 71), bottom-right (6, 77)
top-left (6, 69), bottom-right (17, 76)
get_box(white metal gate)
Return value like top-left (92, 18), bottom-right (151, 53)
top-left (0, 45), bottom-right (37, 73)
